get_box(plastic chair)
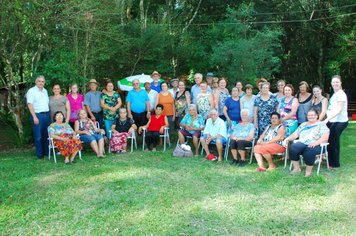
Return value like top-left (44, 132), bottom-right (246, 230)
top-left (224, 128), bottom-right (258, 162)
top-left (48, 126), bottom-right (82, 163)
top-left (142, 127), bottom-right (170, 152)
top-left (289, 142), bottom-right (329, 175)
top-left (108, 130), bottom-right (137, 153)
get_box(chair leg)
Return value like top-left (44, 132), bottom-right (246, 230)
top-left (130, 137), bottom-right (134, 154)
top-left (284, 146), bottom-right (288, 169)
top-left (249, 149), bottom-right (253, 164)
top-left (53, 147), bottom-right (57, 163)
top-left (79, 150), bottom-right (82, 160)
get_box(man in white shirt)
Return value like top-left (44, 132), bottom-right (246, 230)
top-left (200, 108), bottom-right (227, 162)
top-left (144, 82), bottom-right (158, 114)
top-left (26, 75), bottom-right (50, 159)
top-left (168, 78), bottom-right (179, 99)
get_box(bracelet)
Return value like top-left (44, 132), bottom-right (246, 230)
top-left (147, 112), bottom-right (151, 114)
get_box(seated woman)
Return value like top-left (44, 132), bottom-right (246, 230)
top-left (254, 112), bottom-right (286, 172)
top-left (178, 104), bottom-right (205, 156)
top-left (229, 109), bottom-right (255, 167)
top-left (49, 111), bottom-right (82, 164)
top-left (139, 104), bottom-right (168, 152)
top-left (283, 108), bottom-right (330, 177)
top-left (110, 108), bottom-right (137, 154)
top-left (75, 109), bottom-right (106, 158)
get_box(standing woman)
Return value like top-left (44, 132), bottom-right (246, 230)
top-left (277, 84), bottom-right (299, 136)
top-left (49, 84), bottom-right (71, 123)
top-left (254, 82), bottom-right (279, 136)
top-left (196, 81), bottom-right (214, 120)
top-left (296, 81), bottom-right (313, 125)
top-left (223, 87), bottom-right (241, 129)
top-left (311, 85), bottom-right (328, 121)
top-left (174, 80), bottom-right (191, 126)
top-left (324, 75), bottom-right (348, 168)
top-left (274, 80), bottom-right (285, 104)
top-left (212, 77), bottom-right (219, 94)
top-left (240, 84), bottom-right (256, 123)
top-left (100, 80), bottom-right (122, 136)
top-left (235, 81), bottom-right (245, 97)
top-left (67, 83), bottom-right (84, 128)
top-left (155, 81), bottom-right (175, 135)
top-left (214, 78), bottom-right (230, 121)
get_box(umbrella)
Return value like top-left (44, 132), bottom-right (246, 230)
top-left (118, 74), bottom-right (164, 91)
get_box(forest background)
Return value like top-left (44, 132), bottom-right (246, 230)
top-left (0, 0), bottom-right (355, 145)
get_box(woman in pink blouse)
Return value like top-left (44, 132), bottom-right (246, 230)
top-left (67, 83), bottom-right (84, 128)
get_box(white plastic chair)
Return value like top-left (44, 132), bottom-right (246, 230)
top-left (224, 128), bottom-right (258, 162)
top-left (108, 130), bottom-right (137, 153)
top-left (48, 126), bottom-right (82, 163)
top-left (142, 127), bottom-right (170, 152)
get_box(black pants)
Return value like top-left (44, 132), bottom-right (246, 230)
top-left (132, 111), bottom-right (148, 128)
top-left (327, 121), bottom-right (348, 167)
top-left (230, 139), bottom-right (252, 150)
top-left (92, 111), bottom-right (103, 130)
top-left (146, 131), bottom-right (160, 149)
top-left (289, 142), bottom-right (321, 166)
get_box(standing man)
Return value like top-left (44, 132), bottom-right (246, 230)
top-left (26, 75), bottom-right (50, 159)
top-left (191, 73), bottom-right (212, 104)
top-left (127, 79), bottom-right (151, 128)
top-left (150, 71), bottom-right (162, 93)
top-left (206, 72), bottom-right (214, 88)
top-left (144, 82), bottom-right (158, 114)
top-left (168, 78), bottom-right (179, 99)
top-left (84, 79), bottom-right (103, 129)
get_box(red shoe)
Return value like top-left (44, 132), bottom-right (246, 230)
top-left (206, 154), bottom-right (217, 161)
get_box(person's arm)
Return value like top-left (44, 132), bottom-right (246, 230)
top-left (146, 101), bottom-right (151, 119)
top-left (319, 98), bottom-right (328, 121)
top-left (154, 94), bottom-right (159, 109)
top-left (65, 100), bottom-right (71, 123)
top-left (282, 129), bottom-right (299, 147)
top-left (27, 103), bottom-right (39, 125)
top-left (138, 118), bottom-right (151, 134)
top-left (308, 133), bottom-right (329, 148)
top-left (277, 100), bottom-right (281, 113)
top-left (264, 126), bottom-right (286, 145)
top-left (160, 116), bottom-right (169, 134)
top-left (324, 101), bottom-right (345, 123)
top-left (186, 92), bottom-right (191, 105)
top-left (111, 124), bottom-right (118, 134)
top-left (214, 90), bottom-right (220, 111)
top-left (85, 105), bottom-right (95, 122)
top-left (113, 97), bottom-right (122, 111)
top-left (257, 128), bottom-right (268, 145)
top-left (172, 96), bottom-right (176, 121)
top-left (223, 106), bottom-right (231, 127)
top-left (91, 119), bottom-right (105, 135)
top-left (253, 106), bottom-right (258, 129)
top-left (240, 99), bottom-right (243, 109)
top-left (100, 100), bottom-right (112, 110)
top-left (282, 99), bottom-right (299, 121)
top-left (127, 102), bottom-right (132, 119)
top-left (209, 93), bottom-right (214, 108)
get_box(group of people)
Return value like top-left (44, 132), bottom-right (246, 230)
top-left (27, 72), bottom-right (348, 176)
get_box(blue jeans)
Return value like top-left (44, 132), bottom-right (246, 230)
top-left (80, 134), bottom-right (104, 143)
top-left (104, 120), bottom-right (115, 138)
top-left (31, 113), bottom-right (50, 157)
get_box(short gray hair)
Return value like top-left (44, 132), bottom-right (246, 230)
top-left (119, 108), bottom-right (127, 113)
top-left (195, 73), bottom-right (202, 79)
top-left (209, 108), bottom-right (218, 114)
top-left (240, 108), bottom-right (250, 117)
top-left (188, 104), bottom-right (197, 110)
top-left (35, 75), bottom-right (45, 81)
top-left (132, 79), bottom-right (140, 84)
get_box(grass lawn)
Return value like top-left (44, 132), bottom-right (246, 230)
top-left (1, 122), bottom-right (356, 235)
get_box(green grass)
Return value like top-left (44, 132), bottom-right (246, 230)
top-left (1, 122), bottom-right (356, 235)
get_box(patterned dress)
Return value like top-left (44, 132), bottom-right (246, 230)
top-left (175, 90), bottom-right (190, 119)
top-left (180, 114), bottom-right (205, 134)
top-left (254, 95), bottom-right (279, 135)
top-left (196, 92), bottom-right (212, 120)
top-left (49, 123), bottom-right (82, 158)
top-left (110, 118), bottom-right (134, 152)
top-left (216, 88), bottom-right (230, 116)
top-left (101, 91), bottom-right (120, 121)
top-left (279, 96), bottom-right (298, 135)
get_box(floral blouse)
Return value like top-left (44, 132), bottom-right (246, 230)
top-left (175, 90), bottom-right (190, 117)
top-left (49, 123), bottom-right (73, 135)
top-left (296, 122), bottom-right (329, 145)
top-left (180, 114), bottom-right (205, 134)
top-left (232, 122), bottom-right (255, 139)
top-left (196, 92), bottom-right (212, 120)
top-left (101, 91), bottom-right (120, 121)
top-left (78, 119), bottom-right (96, 135)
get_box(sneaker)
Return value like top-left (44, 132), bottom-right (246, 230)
top-left (231, 159), bottom-right (239, 165)
top-left (207, 154), bottom-right (217, 161)
top-left (238, 160), bottom-right (246, 167)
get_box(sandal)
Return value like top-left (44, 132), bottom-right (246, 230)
top-left (152, 148), bottom-right (157, 152)
top-left (256, 167), bottom-right (267, 172)
top-left (144, 148), bottom-right (149, 152)
top-left (121, 150), bottom-right (127, 154)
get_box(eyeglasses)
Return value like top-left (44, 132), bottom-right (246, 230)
top-left (56, 115), bottom-right (63, 118)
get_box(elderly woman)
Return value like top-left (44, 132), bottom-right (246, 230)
top-left (214, 78), bottom-right (230, 121)
top-left (254, 112), bottom-right (286, 172)
top-left (139, 104), bottom-right (168, 152)
top-left (274, 80), bottom-right (285, 104)
top-left (49, 84), bottom-right (70, 123)
top-left (100, 80), bottom-right (122, 136)
top-left (178, 104), bottom-right (205, 156)
top-left (49, 111), bottom-right (82, 164)
top-left (196, 81), bottom-right (214, 120)
top-left (277, 84), bottom-right (299, 136)
top-left (254, 82), bottom-right (279, 136)
top-left (174, 80), bottom-right (191, 126)
top-left (296, 81), bottom-right (313, 125)
top-left (229, 109), bottom-right (255, 167)
top-left (311, 85), bottom-right (328, 121)
top-left (75, 109), bottom-right (105, 158)
top-left (240, 84), bottom-right (256, 123)
top-left (67, 83), bottom-right (84, 127)
top-left (110, 108), bottom-right (137, 154)
top-left (223, 87), bottom-right (241, 129)
top-left (283, 108), bottom-right (330, 177)
top-left (235, 81), bottom-right (245, 97)
top-left (155, 81), bottom-right (175, 136)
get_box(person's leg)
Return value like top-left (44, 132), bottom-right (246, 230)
top-left (93, 112), bottom-right (103, 130)
top-left (81, 134), bottom-right (98, 155)
top-left (31, 114), bottom-right (44, 158)
top-left (145, 131), bottom-right (153, 150)
top-left (253, 145), bottom-right (266, 169)
top-left (289, 142), bottom-right (306, 173)
top-left (168, 115), bottom-right (174, 135)
top-left (200, 135), bottom-right (211, 156)
top-left (97, 135), bottom-right (105, 156)
top-left (230, 139), bottom-right (238, 161)
top-left (40, 113), bottom-right (50, 155)
top-left (151, 131), bottom-right (160, 151)
top-left (178, 129), bottom-right (185, 144)
top-left (104, 120), bottom-right (112, 138)
top-left (302, 145), bottom-right (321, 176)
top-left (327, 122), bottom-right (348, 167)
top-left (237, 140), bottom-right (252, 161)
top-left (192, 132), bottom-right (201, 156)
top-left (70, 150), bottom-right (79, 162)
top-left (90, 140), bottom-right (99, 155)
top-left (216, 138), bottom-right (224, 162)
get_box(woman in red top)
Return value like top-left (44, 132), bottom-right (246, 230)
top-left (139, 104), bottom-right (168, 152)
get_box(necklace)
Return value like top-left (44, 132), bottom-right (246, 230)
top-left (119, 118), bottom-right (127, 126)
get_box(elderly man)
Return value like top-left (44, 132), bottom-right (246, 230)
top-left (168, 78), bottom-right (179, 99)
top-left (150, 71), bottom-right (162, 93)
top-left (191, 73), bottom-right (212, 104)
top-left (200, 108), bottom-right (227, 162)
top-left (26, 75), bottom-right (50, 159)
top-left (206, 72), bottom-right (214, 88)
top-left (127, 79), bottom-right (151, 128)
top-left (144, 82), bottom-right (158, 114)
top-left (84, 79), bottom-right (103, 129)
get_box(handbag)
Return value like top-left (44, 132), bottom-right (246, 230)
top-left (173, 144), bottom-right (194, 157)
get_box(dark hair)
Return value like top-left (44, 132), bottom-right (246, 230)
top-left (53, 111), bottom-right (65, 122)
top-left (156, 104), bottom-right (164, 110)
top-left (270, 111), bottom-right (280, 119)
top-left (308, 108), bottom-right (319, 119)
top-left (160, 81), bottom-right (168, 89)
top-left (284, 84), bottom-right (295, 95)
top-left (313, 85), bottom-right (322, 90)
top-left (245, 84), bottom-right (253, 90)
top-left (52, 83), bottom-right (61, 89)
top-left (106, 80), bottom-right (114, 88)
